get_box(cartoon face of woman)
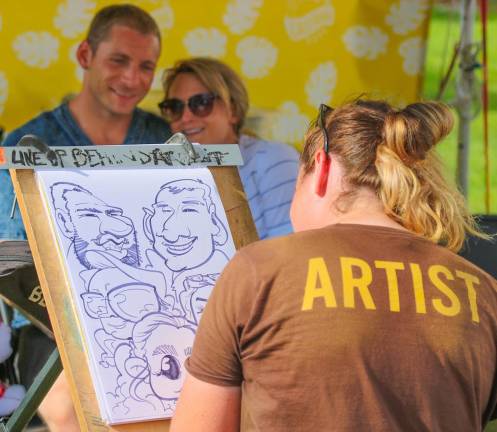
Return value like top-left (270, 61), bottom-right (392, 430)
top-left (144, 324), bottom-right (194, 400)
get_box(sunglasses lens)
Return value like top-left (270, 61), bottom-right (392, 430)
top-left (159, 99), bottom-right (184, 122)
top-left (189, 93), bottom-right (216, 118)
top-left (159, 93), bottom-right (216, 122)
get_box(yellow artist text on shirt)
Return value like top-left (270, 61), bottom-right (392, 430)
top-left (301, 257), bottom-right (480, 322)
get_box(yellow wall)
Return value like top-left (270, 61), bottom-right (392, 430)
top-left (0, 0), bottom-right (430, 148)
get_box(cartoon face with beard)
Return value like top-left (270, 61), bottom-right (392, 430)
top-left (51, 182), bottom-right (139, 269)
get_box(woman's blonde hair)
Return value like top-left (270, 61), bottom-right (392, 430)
top-left (162, 57), bottom-right (249, 135)
top-left (301, 98), bottom-right (485, 252)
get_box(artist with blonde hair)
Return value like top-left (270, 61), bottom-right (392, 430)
top-left (171, 98), bottom-right (497, 431)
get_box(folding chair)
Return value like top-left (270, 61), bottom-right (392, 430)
top-left (0, 240), bottom-right (61, 432)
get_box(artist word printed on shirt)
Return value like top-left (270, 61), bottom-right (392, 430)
top-left (301, 256), bottom-right (479, 323)
top-left (36, 168), bottom-right (236, 424)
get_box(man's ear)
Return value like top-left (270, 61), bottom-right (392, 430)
top-left (55, 210), bottom-right (74, 239)
top-left (210, 209), bottom-right (228, 246)
top-left (76, 40), bottom-right (93, 70)
top-left (313, 149), bottom-right (331, 198)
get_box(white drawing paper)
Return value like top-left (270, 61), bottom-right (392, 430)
top-left (36, 168), bottom-right (236, 424)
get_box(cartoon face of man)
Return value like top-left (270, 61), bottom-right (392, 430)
top-left (144, 180), bottom-right (227, 273)
top-left (51, 183), bottom-right (139, 269)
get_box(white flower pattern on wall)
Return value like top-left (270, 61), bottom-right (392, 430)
top-left (236, 36), bottom-right (277, 78)
top-left (385, 0), bottom-right (429, 35)
top-left (183, 28), bottom-right (227, 58)
top-left (150, 68), bottom-right (167, 93)
top-left (305, 61), bottom-right (337, 107)
top-left (342, 26), bottom-right (388, 60)
top-left (13, 32), bottom-right (60, 69)
top-left (399, 37), bottom-right (424, 76)
top-left (151, 2), bottom-right (174, 32)
top-left (270, 101), bottom-right (310, 144)
top-left (223, 0), bottom-right (263, 35)
top-left (0, 71), bottom-right (8, 116)
top-left (53, 0), bottom-right (96, 38)
top-left (0, 1), bottom-right (429, 145)
top-left (284, 0), bottom-right (334, 42)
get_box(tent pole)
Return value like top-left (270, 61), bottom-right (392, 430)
top-left (455, 0), bottom-right (476, 197)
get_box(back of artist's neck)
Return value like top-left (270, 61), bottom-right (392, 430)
top-left (68, 95), bottom-right (132, 145)
top-left (325, 191), bottom-right (408, 232)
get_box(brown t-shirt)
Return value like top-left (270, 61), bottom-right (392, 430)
top-left (186, 224), bottom-right (497, 432)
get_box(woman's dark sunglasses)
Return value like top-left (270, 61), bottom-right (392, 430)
top-left (158, 92), bottom-right (218, 123)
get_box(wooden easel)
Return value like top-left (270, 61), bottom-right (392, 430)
top-left (10, 166), bottom-right (258, 431)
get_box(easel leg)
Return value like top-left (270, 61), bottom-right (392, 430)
top-left (0, 348), bottom-right (61, 432)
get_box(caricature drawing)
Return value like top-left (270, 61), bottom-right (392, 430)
top-left (132, 313), bottom-right (194, 400)
top-left (50, 182), bottom-right (167, 365)
top-left (38, 169), bottom-right (236, 422)
top-left (143, 179), bottom-right (230, 323)
top-left (50, 182), bottom-right (140, 269)
top-left (112, 313), bottom-right (194, 416)
top-left (178, 273), bottom-right (218, 324)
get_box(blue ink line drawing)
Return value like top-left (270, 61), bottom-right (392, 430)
top-left (39, 171), bottom-right (235, 423)
top-left (51, 182), bottom-right (140, 269)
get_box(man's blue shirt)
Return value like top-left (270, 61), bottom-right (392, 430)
top-left (0, 103), bottom-right (171, 239)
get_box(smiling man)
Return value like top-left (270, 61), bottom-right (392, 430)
top-left (0, 5), bottom-right (171, 431)
top-left (2, 4), bottom-right (170, 151)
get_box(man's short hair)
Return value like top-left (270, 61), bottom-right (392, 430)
top-left (86, 4), bottom-right (161, 52)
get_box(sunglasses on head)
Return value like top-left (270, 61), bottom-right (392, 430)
top-left (158, 92), bottom-right (218, 123)
top-left (318, 103), bottom-right (332, 154)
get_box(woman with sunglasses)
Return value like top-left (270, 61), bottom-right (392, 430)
top-left (171, 98), bottom-right (497, 432)
top-left (160, 57), bottom-right (299, 240)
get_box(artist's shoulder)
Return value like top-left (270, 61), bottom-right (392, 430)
top-left (239, 134), bottom-right (300, 166)
top-left (237, 231), bottom-right (302, 266)
top-left (2, 106), bottom-right (63, 147)
top-left (134, 108), bottom-right (171, 142)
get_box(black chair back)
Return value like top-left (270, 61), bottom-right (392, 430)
top-left (459, 215), bottom-right (497, 280)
